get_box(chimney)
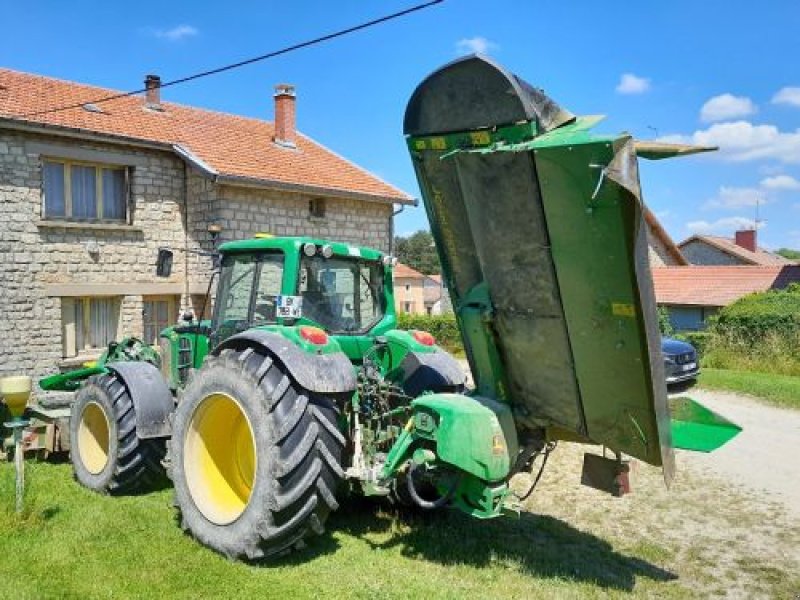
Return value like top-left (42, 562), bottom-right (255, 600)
top-left (734, 229), bottom-right (757, 253)
top-left (273, 84), bottom-right (296, 148)
top-left (144, 74), bottom-right (162, 110)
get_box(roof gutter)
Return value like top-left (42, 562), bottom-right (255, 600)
top-left (0, 116), bottom-right (174, 154)
top-left (214, 173), bottom-right (415, 206)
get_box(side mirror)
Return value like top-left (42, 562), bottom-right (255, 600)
top-left (156, 248), bottom-right (173, 277)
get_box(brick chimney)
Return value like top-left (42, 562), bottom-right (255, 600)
top-left (734, 229), bottom-right (757, 253)
top-left (144, 74), bottom-right (162, 110)
top-left (273, 84), bottom-right (296, 148)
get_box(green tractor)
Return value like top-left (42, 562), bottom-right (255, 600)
top-left (39, 55), bottom-right (740, 561)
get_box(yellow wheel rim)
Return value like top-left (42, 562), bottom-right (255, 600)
top-left (78, 401), bottom-right (111, 475)
top-left (184, 393), bottom-right (257, 525)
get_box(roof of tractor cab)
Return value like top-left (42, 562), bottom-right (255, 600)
top-left (219, 235), bottom-right (385, 261)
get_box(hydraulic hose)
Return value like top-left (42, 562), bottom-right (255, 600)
top-left (405, 461), bottom-right (461, 510)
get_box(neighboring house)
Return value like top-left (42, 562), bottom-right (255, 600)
top-left (652, 265), bottom-right (800, 330)
top-left (644, 207), bottom-right (687, 267)
top-left (0, 69), bottom-right (412, 382)
top-left (679, 229), bottom-right (794, 266)
top-left (393, 262), bottom-right (426, 315)
top-left (424, 274), bottom-right (448, 315)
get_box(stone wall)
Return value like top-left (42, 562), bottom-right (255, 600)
top-left (0, 130), bottom-right (189, 383)
top-left (214, 185), bottom-right (392, 250)
top-left (647, 228), bottom-right (680, 266)
top-left (681, 240), bottom-right (743, 266)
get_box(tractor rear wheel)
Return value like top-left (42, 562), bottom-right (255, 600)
top-left (170, 347), bottom-right (345, 560)
top-left (70, 373), bottom-right (167, 494)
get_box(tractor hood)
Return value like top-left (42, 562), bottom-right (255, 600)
top-left (404, 56), bottom-right (714, 481)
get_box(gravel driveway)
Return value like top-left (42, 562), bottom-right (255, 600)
top-left (675, 387), bottom-right (800, 520)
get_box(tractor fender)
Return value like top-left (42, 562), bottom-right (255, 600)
top-left (398, 348), bottom-right (467, 397)
top-left (105, 361), bottom-right (174, 439)
top-left (213, 330), bottom-right (357, 394)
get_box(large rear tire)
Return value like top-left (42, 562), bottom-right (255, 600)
top-left (170, 347), bottom-right (345, 560)
top-left (70, 373), bottom-right (167, 494)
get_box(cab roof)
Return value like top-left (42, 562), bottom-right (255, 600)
top-left (218, 235), bottom-right (385, 261)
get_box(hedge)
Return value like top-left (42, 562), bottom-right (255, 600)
top-left (396, 313), bottom-right (463, 353)
top-left (713, 283), bottom-right (800, 341)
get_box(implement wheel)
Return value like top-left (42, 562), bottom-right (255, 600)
top-left (70, 373), bottom-right (167, 494)
top-left (171, 347), bottom-right (345, 560)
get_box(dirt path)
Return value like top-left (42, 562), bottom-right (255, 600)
top-left (675, 387), bottom-right (800, 520)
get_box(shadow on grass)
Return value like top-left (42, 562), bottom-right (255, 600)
top-left (315, 498), bottom-right (676, 592)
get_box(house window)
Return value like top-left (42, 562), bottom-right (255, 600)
top-left (62, 297), bottom-right (121, 357)
top-left (309, 197), bottom-right (326, 218)
top-left (143, 296), bottom-right (177, 345)
top-left (403, 301), bottom-right (412, 313)
top-left (43, 159), bottom-right (128, 222)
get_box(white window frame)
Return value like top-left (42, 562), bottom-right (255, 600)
top-left (43, 158), bottom-right (130, 223)
top-left (143, 296), bottom-right (178, 345)
top-left (61, 297), bottom-right (121, 358)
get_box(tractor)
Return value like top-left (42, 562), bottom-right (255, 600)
top-left (38, 55), bottom-right (740, 561)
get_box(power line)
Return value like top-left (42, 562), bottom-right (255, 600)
top-left (17, 0), bottom-right (444, 119)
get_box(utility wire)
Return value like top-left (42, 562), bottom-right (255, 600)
top-left (18, 0), bottom-right (444, 119)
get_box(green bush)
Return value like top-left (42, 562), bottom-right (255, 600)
top-left (674, 331), bottom-right (711, 356)
top-left (657, 306), bottom-right (674, 336)
top-left (701, 285), bottom-right (800, 376)
top-left (396, 313), bottom-right (463, 354)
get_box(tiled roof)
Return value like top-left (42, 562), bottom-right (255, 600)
top-left (393, 262), bottom-right (425, 279)
top-left (652, 266), bottom-right (800, 306)
top-left (0, 68), bottom-right (412, 204)
top-left (678, 235), bottom-right (794, 266)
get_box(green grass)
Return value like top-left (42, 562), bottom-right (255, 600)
top-left (697, 368), bottom-right (800, 410)
top-left (1, 446), bottom-right (799, 599)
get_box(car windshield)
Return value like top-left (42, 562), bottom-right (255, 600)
top-left (299, 255), bottom-right (384, 333)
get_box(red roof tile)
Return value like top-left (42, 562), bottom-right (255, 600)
top-left (0, 68), bottom-right (412, 204)
top-left (393, 262), bottom-right (425, 279)
top-left (652, 266), bottom-right (800, 306)
top-left (678, 235), bottom-right (794, 266)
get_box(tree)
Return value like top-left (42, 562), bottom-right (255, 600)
top-left (776, 248), bottom-right (800, 260)
top-left (394, 230), bottom-right (441, 275)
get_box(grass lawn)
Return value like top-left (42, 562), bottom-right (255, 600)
top-left (1, 444), bottom-right (798, 599)
top-left (697, 368), bottom-right (800, 410)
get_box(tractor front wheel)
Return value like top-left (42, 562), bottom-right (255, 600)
top-left (170, 347), bottom-right (345, 560)
top-left (70, 373), bottom-right (167, 494)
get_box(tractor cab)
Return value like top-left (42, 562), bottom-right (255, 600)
top-left (209, 236), bottom-right (397, 355)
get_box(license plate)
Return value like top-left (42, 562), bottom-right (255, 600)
top-left (681, 362), bottom-right (696, 372)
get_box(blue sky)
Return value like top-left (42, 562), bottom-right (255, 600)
top-left (3, 1), bottom-right (799, 249)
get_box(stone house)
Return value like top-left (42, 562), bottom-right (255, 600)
top-left (0, 69), bottom-right (412, 382)
top-left (652, 265), bottom-right (800, 330)
top-left (678, 229), bottom-right (794, 266)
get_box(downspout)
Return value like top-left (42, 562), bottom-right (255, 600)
top-left (182, 163), bottom-right (190, 313)
top-left (389, 197), bottom-right (419, 255)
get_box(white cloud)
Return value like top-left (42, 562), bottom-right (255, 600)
top-left (772, 87), bottom-right (800, 108)
top-left (456, 37), bottom-right (497, 55)
top-left (686, 216), bottom-right (765, 234)
top-left (616, 73), bottom-right (650, 95)
top-left (761, 175), bottom-right (800, 190)
top-left (154, 24), bottom-right (198, 41)
top-left (700, 94), bottom-right (756, 122)
top-left (660, 121), bottom-right (800, 164)
top-left (704, 186), bottom-right (764, 210)
top-left (655, 209), bottom-right (671, 220)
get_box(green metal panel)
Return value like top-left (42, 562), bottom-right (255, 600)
top-left (404, 56), bottom-right (683, 474)
top-left (670, 396), bottom-right (742, 452)
top-left (412, 393), bottom-right (516, 482)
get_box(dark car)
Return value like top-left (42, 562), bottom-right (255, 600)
top-left (661, 337), bottom-right (699, 385)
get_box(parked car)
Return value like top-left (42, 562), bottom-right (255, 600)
top-left (662, 337), bottom-right (699, 385)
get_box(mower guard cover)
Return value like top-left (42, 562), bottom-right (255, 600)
top-left (404, 56), bottom-right (726, 483)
